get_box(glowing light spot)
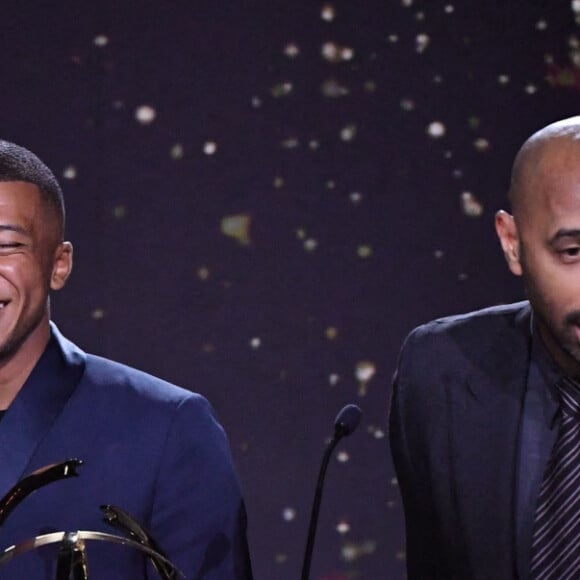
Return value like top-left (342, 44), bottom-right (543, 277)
top-left (363, 80), bottom-right (377, 92)
top-left (197, 267), bottom-right (210, 281)
top-left (473, 138), bottom-right (490, 152)
top-left (135, 105), bottom-right (156, 125)
top-left (321, 4), bottom-right (336, 21)
top-left (336, 521), bottom-right (351, 534)
top-left (356, 361), bottom-right (376, 382)
top-left (250, 337), bottom-right (261, 349)
top-left (203, 141), bottom-right (217, 155)
top-left (461, 191), bottom-right (484, 217)
top-left (356, 361), bottom-right (376, 395)
top-left (340, 124), bottom-right (357, 142)
top-left (341, 47), bottom-right (354, 60)
top-left (282, 507), bottom-right (296, 521)
top-left (63, 166), bottom-right (77, 180)
top-left (281, 137), bottom-right (300, 149)
top-left (415, 33), bottom-right (430, 53)
top-left (271, 82), bottom-right (293, 98)
top-left (325, 326), bottom-right (339, 340)
top-left (349, 192), bottom-right (363, 204)
top-left (341, 540), bottom-right (378, 562)
top-left (304, 238), bottom-right (318, 252)
top-left (113, 205), bottom-right (126, 219)
top-left (400, 98), bottom-right (416, 111)
top-left (283, 43), bottom-right (300, 58)
top-left (337, 451), bottom-right (350, 463)
top-left (321, 42), bottom-right (354, 62)
top-left (221, 214), bottom-right (252, 245)
top-left (93, 35), bottom-right (109, 47)
top-left (170, 143), bottom-right (184, 159)
top-left (329, 374), bottom-right (340, 386)
top-left (357, 245), bottom-right (373, 258)
top-left (427, 121), bottom-right (446, 138)
top-left (321, 78), bottom-right (350, 98)
top-left (91, 308), bottom-right (105, 320)
top-left (342, 544), bottom-right (357, 562)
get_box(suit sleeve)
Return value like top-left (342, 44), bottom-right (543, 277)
top-left (389, 328), bottom-right (445, 580)
top-left (149, 394), bottom-right (253, 580)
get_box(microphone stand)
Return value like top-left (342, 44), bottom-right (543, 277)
top-left (300, 430), bottom-right (344, 580)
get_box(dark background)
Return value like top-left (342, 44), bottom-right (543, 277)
top-left (2, 1), bottom-right (580, 577)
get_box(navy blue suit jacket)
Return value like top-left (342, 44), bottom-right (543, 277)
top-left (0, 324), bottom-right (252, 579)
top-left (390, 302), bottom-right (541, 579)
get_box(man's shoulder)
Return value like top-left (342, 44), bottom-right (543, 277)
top-left (409, 300), bottom-right (530, 343)
top-left (52, 324), bottom-right (212, 420)
top-left (397, 301), bottom-right (532, 377)
top-left (83, 353), bottom-right (200, 405)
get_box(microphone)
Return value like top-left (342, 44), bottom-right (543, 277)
top-left (300, 404), bottom-right (362, 580)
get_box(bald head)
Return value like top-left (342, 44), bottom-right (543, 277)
top-left (495, 116), bottom-right (580, 377)
top-left (509, 116), bottom-right (580, 217)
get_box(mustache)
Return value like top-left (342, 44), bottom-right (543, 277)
top-left (565, 311), bottom-right (580, 326)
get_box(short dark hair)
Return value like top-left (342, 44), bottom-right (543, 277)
top-left (0, 140), bottom-right (65, 236)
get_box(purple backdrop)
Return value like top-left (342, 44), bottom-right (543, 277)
top-left (2, 1), bottom-right (580, 578)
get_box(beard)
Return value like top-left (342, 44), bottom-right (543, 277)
top-left (525, 275), bottom-right (580, 373)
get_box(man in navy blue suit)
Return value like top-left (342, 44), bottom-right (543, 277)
top-left (390, 116), bottom-right (580, 579)
top-left (0, 141), bottom-right (252, 578)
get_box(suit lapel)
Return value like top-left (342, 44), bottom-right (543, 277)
top-left (447, 305), bottom-right (532, 577)
top-left (0, 324), bottom-right (85, 499)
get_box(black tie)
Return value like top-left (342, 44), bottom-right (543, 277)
top-left (530, 376), bottom-right (580, 579)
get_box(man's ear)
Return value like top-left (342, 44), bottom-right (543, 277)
top-left (50, 241), bottom-right (73, 291)
top-left (495, 210), bottom-right (523, 276)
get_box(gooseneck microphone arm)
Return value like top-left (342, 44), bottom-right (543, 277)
top-left (300, 404), bottom-right (362, 580)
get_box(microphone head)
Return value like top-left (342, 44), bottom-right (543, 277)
top-left (334, 404), bottom-right (362, 438)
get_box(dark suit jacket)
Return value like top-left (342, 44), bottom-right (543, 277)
top-left (0, 324), bottom-right (252, 579)
top-left (390, 301), bottom-right (542, 580)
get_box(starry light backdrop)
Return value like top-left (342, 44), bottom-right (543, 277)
top-left (2, 0), bottom-right (580, 578)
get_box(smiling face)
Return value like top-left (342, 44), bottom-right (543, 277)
top-left (497, 131), bottom-right (580, 376)
top-left (0, 181), bottom-right (72, 364)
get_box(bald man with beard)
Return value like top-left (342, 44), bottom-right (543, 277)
top-left (390, 117), bottom-right (580, 580)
